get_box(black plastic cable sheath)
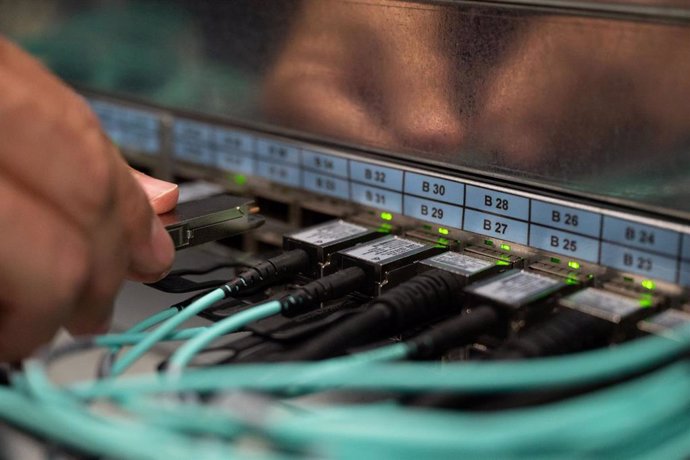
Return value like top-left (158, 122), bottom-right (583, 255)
top-left (280, 269), bottom-right (464, 361)
top-left (490, 308), bottom-right (614, 360)
top-left (408, 305), bottom-right (499, 359)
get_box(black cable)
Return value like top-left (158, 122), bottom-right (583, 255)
top-left (409, 351), bottom-right (690, 411)
top-left (147, 250), bottom-right (309, 295)
top-left (158, 249), bottom-right (313, 313)
top-left (490, 308), bottom-right (614, 360)
top-left (407, 305), bottom-right (500, 360)
top-left (221, 249), bottom-right (310, 297)
top-left (167, 262), bottom-right (251, 277)
top-left (278, 267), bottom-right (366, 317)
top-left (97, 250), bottom-right (311, 378)
top-left (147, 262), bottom-right (251, 293)
top-left (123, 266), bottom-right (367, 375)
top-left (279, 269), bottom-right (465, 361)
top-left (0, 364), bottom-right (10, 386)
top-left (409, 308), bottom-right (617, 410)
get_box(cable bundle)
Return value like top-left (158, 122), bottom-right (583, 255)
top-left (1, 263), bottom-right (689, 460)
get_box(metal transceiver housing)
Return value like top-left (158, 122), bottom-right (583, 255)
top-left (333, 235), bottom-right (442, 296)
top-left (283, 220), bottom-right (381, 277)
top-left (160, 194), bottom-right (264, 250)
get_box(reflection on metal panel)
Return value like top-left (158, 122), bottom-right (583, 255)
top-left (2, 0), bottom-right (690, 217)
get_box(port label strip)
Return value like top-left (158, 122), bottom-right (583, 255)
top-left (91, 98), bottom-right (690, 286)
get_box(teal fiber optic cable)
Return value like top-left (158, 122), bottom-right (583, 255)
top-left (167, 300), bottom-right (282, 373)
top-left (71, 322), bottom-right (690, 399)
top-left (0, 385), bottom-right (293, 460)
top-left (95, 327), bottom-right (207, 347)
top-left (111, 288), bottom-right (226, 376)
top-left (128, 308), bottom-right (178, 332)
top-left (99, 307), bottom-right (179, 378)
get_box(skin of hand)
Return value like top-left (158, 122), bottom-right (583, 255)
top-left (0, 36), bottom-right (178, 361)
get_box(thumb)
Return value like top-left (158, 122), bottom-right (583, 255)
top-left (130, 169), bottom-right (179, 214)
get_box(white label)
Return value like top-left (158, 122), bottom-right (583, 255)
top-left (603, 217), bottom-right (679, 257)
top-left (471, 271), bottom-right (560, 306)
top-left (639, 309), bottom-right (690, 340)
top-left (290, 221), bottom-right (368, 246)
top-left (422, 252), bottom-right (493, 276)
top-left (343, 236), bottom-right (425, 263)
top-left (563, 288), bottom-right (641, 322)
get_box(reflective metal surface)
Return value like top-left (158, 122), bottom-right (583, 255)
top-left (2, 0), bottom-right (690, 217)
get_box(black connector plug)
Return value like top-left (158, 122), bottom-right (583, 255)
top-left (282, 268), bottom-right (466, 360)
top-left (368, 268), bottom-right (465, 331)
top-left (280, 267), bottom-right (367, 317)
top-left (408, 305), bottom-right (499, 359)
top-left (490, 308), bottom-right (613, 360)
top-left (222, 249), bottom-right (310, 296)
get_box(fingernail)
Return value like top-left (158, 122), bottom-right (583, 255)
top-left (143, 177), bottom-right (178, 202)
top-left (133, 172), bottom-right (179, 214)
top-left (149, 214), bottom-right (175, 279)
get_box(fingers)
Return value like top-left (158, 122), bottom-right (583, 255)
top-left (0, 38), bottom-right (177, 349)
top-left (0, 174), bottom-right (88, 360)
top-left (101, 152), bottom-right (174, 283)
top-left (130, 169), bottom-right (179, 214)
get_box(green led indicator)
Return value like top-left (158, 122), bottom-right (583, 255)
top-left (641, 279), bottom-right (656, 290)
top-left (438, 227), bottom-right (449, 236)
top-left (551, 257), bottom-right (561, 264)
top-left (639, 294), bottom-right (654, 308)
top-left (436, 238), bottom-right (450, 248)
top-left (565, 276), bottom-right (579, 286)
top-left (484, 240), bottom-right (494, 246)
top-left (500, 244), bottom-right (511, 252)
top-left (380, 212), bottom-right (393, 221)
top-left (232, 174), bottom-right (247, 186)
top-left (377, 223), bottom-right (393, 233)
top-left (568, 261), bottom-right (581, 270)
top-left (496, 260), bottom-right (511, 266)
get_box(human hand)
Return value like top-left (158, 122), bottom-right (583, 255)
top-left (0, 37), bottom-right (178, 361)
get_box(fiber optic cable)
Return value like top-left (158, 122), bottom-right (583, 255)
top-left (290, 305), bottom-right (498, 381)
top-left (28, 359), bottom-right (687, 460)
top-left (111, 288), bottom-right (226, 376)
top-left (168, 300), bottom-right (282, 373)
top-left (10, 343), bottom-right (690, 459)
top-left (70, 321), bottom-right (690, 399)
top-left (95, 327), bottom-right (207, 347)
top-left (111, 249), bottom-right (310, 375)
top-left (0, 385), bottom-right (291, 460)
top-left (168, 267), bottom-right (366, 372)
top-left (99, 307), bottom-right (179, 377)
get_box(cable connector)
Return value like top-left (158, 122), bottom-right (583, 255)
top-left (282, 268), bottom-right (466, 360)
top-left (222, 249), bottom-right (310, 297)
top-left (490, 308), bottom-right (613, 360)
top-left (280, 267), bottom-right (366, 317)
top-left (368, 268), bottom-right (466, 331)
top-left (408, 305), bottom-right (499, 359)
